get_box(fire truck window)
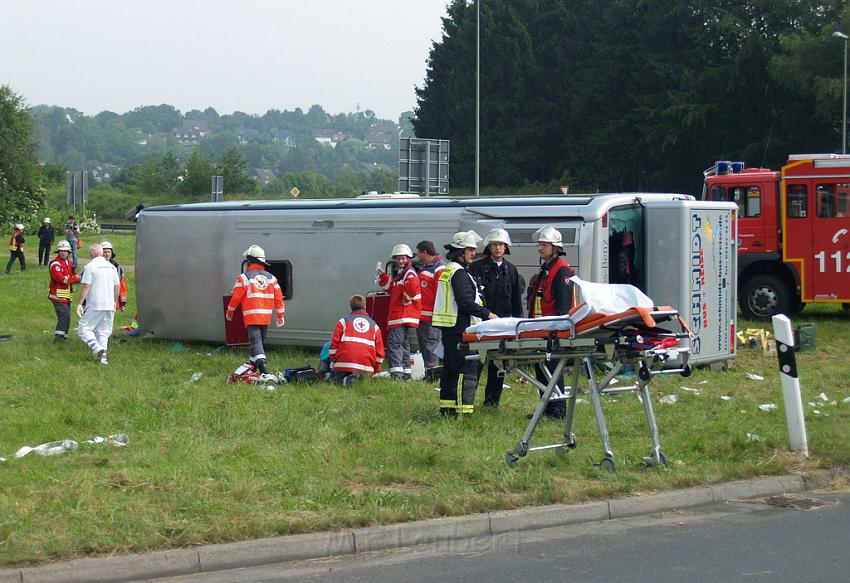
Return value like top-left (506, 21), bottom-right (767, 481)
top-left (838, 188), bottom-right (850, 218)
top-left (786, 185), bottom-right (807, 218)
top-left (267, 260), bottom-right (293, 300)
top-left (730, 186), bottom-right (760, 217)
top-left (816, 185), bottom-right (836, 218)
top-left (709, 185), bottom-right (726, 201)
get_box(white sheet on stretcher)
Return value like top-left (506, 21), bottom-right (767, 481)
top-left (465, 277), bottom-right (655, 338)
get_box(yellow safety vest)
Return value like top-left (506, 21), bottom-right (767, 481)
top-left (431, 262), bottom-right (483, 328)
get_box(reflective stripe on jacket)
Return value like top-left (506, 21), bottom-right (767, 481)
top-left (8, 231), bottom-right (24, 251)
top-left (226, 265), bottom-right (285, 326)
top-left (432, 262), bottom-right (484, 328)
top-left (378, 265), bottom-right (421, 329)
top-left (329, 310), bottom-right (385, 374)
top-left (417, 256), bottom-right (445, 322)
top-left (529, 257), bottom-right (575, 317)
top-left (48, 255), bottom-right (79, 303)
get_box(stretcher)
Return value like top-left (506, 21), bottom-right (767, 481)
top-left (461, 305), bottom-right (693, 471)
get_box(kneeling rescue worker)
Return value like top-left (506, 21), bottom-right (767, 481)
top-left (226, 245), bottom-right (285, 376)
top-left (433, 231), bottom-right (497, 416)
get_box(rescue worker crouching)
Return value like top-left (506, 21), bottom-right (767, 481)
top-left (328, 294), bottom-right (386, 386)
top-left (470, 228), bottom-right (523, 408)
top-left (226, 245), bottom-right (285, 378)
top-left (528, 226), bottom-right (576, 420)
top-left (433, 231), bottom-right (498, 416)
top-left (376, 244), bottom-right (421, 381)
top-left (48, 240), bottom-right (80, 342)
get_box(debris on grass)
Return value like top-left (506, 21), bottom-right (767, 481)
top-left (659, 394), bottom-right (678, 405)
top-left (758, 403), bottom-right (777, 411)
top-left (15, 439), bottom-right (79, 458)
top-left (746, 373), bottom-right (764, 381)
top-left (84, 434), bottom-right (129, 446)
top-left (817, 392), bottom-right (829, 402)
top-left (187, 372), bottom-right (203, 384)
top-left (746, 432), bottom-right (765, 442)
top-left (680, 386), bottom-right (701, 394)
top-left (720, 395), bottom-right (732, 401)
top-left (171, 342), bottom-right (184, 353)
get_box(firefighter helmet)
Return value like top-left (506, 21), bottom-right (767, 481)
top-left (533, 225), bottom-right (563, 248)
top-left (445, 230), bottom-right (483, 250)
top-left (55, 240), bottom-right (72, 252)
top-left (391, 243), bottom-right (414, 258)
top-left (100, 241), bottom-right (116, 257)
top-left (43, 217), bottom-right (51, 224)
top-left (243, 244), bottom-right (271, 266)
top-left (15, 224), bottom-right (24, 230)
top-left (484, 228), bottom-right (512, 254)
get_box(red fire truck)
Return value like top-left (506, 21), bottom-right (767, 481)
top-left (703, 154), bottom-right (850, 319)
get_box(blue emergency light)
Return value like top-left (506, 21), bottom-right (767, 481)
top-left (712, 161), bottom-right (745, 175)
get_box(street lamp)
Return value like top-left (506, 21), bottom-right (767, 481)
top-left (832, 31), bottom-right (848, 155)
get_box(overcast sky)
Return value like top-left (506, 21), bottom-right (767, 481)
top-left (0, 1), bottom-right (449, 121)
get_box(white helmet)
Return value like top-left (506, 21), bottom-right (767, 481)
top-left (484, 228), bottom-right (512, 250)
top-left (44, 217), bottom-right (51, 224)
top-left (100, 241), bottom-right (113, 250)
top-left (533, 225), bottom-right (563, 248)
top-left (391, 243), bottom-right (413, 258)
top-left (56, 240), bottom-right (72, 252)
top-left (243, 244), bottom-right (270, 266)
top-left (445, 230), bottom-right (483, 250)
top-left (15, 224), bottom-right (24, 230)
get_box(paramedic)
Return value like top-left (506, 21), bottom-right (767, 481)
top-left (225, 245), bottom-right (285, 376)
top-left (48, 240), bottom-right (79, 342)
top-left (100, 241), bottom-right (127, 311)
top-left (77, 243), bottom-right (120, 364)
top-left (470, 228), bottom-right (523, 407)
top-left (329, 294), bottom-right (385, 385)
top-left (433, 231), bottom-right (497, 416)
top-left (528, 225), bottom-right (576, 419)
top-left (6, 224), bottom-right (25, 274)
top-left (415, 240), bottom-right (445, 372)
top-left (377, 244), bottom-right (421, 380)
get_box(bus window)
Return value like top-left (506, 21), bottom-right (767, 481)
top-left (786, 184), bottom-right (807, 218)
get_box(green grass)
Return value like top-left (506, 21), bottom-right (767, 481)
top-left (1, 233), bottom-right (848, 565)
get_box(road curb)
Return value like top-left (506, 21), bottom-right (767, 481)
top-left (1, 471), bottom-right (842, 583)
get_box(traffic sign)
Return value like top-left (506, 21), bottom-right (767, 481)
top-left (290, 187), bottom-right (300, 197)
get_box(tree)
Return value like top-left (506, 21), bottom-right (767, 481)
top-left (158, 151), bottom-right (182, 193)
top-left (216, 147), bottom-right (256, 195)
top-left (0, 85), bottom-right (45, 226)
top-left (181, 149), bottom-right (214, 197)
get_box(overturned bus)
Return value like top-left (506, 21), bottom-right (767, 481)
top-left (135, 193), bottom-right (737, 365)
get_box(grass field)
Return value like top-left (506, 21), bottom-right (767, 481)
top-left (1, 233), bottom-right (848, 566)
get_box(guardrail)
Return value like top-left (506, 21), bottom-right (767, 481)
top-left (99, 223), bottom-right (137, 233)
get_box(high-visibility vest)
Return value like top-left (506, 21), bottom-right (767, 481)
top-left (432, 262), bottom-right (483, 328)
top-left (530, 257), bottom-right (574, 317)
top-left (8, 232), bottom-right (23, 251)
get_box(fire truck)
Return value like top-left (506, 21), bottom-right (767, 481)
top-left (703, 154), bottom-right (850, 319)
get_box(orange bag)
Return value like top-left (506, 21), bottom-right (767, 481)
top-left (76, 238), bottom-right (83, 250)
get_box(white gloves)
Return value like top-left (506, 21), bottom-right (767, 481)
top-left (276, 316), bottom-right (285, 327)
top-left (76, 304), bottom-right (85, 318)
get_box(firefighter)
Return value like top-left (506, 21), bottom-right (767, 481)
top-left (48, 240), bottom-right (80, 342)
top-left (329, 294), bottom-right (386, 385)
top-left (100, 241), bottom-right (127, 311)
top-left (528, 225), bottom-right (576, 419)
top-left (37, 218), bottom-right (55, 266)
top-left (376, 243), bottom-right (421, 380)
top-left (433, 231), bottom-right (497, 416)
top-left (414, 240), bottom-right (445, 373)
top-left (6, 223), bottom-right (26, 274)
top-left (225, 245), bottom-right (285, 377)
top-left (470, 228), bottom-right (523, 408)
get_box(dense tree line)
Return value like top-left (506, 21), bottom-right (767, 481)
top-left (414, 0), bottom-right (850, 194)
top-left (0, 85), bottom-right (45, 226)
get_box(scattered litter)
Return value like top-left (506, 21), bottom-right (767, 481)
top-left (698, 380), bottom-right (708, 385)
top-left (576, 398), bottom-right (589, 404)
top-left (844, 397), bottom-right (850, 404)
top-left (433, 387), bottom-right (440, 391)
top-left (15, 439), bottom-right (79, 458)
top-left (813, 409), bottom-right (822, 415)
top-left (373, 371), bottom-right (390, 378)
top-left (720, 395), bottom-right (732, 401)
top-left (187, 372), bottom-right (203, 384)
top-left (609, 378), bottom-right (619, 385)
top-left (0, 457), bottom-right (6, 462)
top-left (817, 392), bottom-right (829, 402)
top-left (680, 387), bottom-right (701, 394)
top-left (659, 394), bottom-right (678, 405)
top-left (831, 401), bottom-right (837, 406)
top-left (808, 402), bottom-right (817, 407)
top-left (746, 432), bottom-right (765, 442)
top-left (740, 410), bottom-right (747, 413)
top-left (518, 377), bottom-right (529, 384)
top-left (84, 434), bottom-right (128, 446)
top-left (746, 373), bottom-right (764, 381)
top-left (502, 383), bottom-right (511, 389)
top-left (758, 403), bottom-right (777, 411)
top-left (171, 342), bottom-right (184, 353)
top-left (206, 353), bottom-right (212, 357)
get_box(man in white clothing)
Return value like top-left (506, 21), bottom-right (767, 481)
top-left (77, 243), bottom-right (120, 364)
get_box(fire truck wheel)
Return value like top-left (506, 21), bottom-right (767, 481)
top-left (740, 274), bottom-right (790, 320)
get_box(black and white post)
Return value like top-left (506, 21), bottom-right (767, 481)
top-left (771, 314), bottom-right (808, 456)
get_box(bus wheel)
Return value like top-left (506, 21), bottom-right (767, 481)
top-left (740, 274), bottom-right (790, 320)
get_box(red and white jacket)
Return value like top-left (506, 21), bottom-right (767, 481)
top-left (416, 255), bottom-right (446, 323)
top-left (226, 264), bottom-right (285, 326)
top-left (329, 310), bottom-right (385, 375)
top-left (378, 265), bottom-right (421, 328)
top-left (48, 254), bottom-right (79, 303)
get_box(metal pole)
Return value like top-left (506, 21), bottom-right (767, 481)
top-left (475, 0), bottom-right (480, 196)
top-left (843, 37), bottom-right (847, 154)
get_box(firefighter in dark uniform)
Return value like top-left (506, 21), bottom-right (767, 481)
top-left (528, 225), bottom-right (576, 419)
top-left (470, 228), bottom-right (523, 407)
top-left (432, 231), bottom-right (498, 416)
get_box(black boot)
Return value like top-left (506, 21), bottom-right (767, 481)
top-left (256, 358), bottom-right (269, 374)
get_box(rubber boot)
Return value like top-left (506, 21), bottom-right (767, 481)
top-left (256, 358), bottom-right (269, 374)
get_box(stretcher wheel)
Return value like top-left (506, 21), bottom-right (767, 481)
top-left (505, 452), bottom-right (519, 467)
top-left (596, 457), bottom-right (616, 472)
top-left (638, 366), bottom-right (651, 381)
top-left (516, 442), bottom-right (529, 456)
top-left (565, 433), bottom-right (577, 449)
top-left (680, 365), bottom-right (692, 378)
top-left (642, 451), bottom-right (668, 467)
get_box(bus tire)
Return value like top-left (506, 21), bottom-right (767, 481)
top-left (740, 274), bottom-right (790, 320)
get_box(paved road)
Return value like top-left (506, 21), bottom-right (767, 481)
top-left (155, 491), bottom-right (849, 583)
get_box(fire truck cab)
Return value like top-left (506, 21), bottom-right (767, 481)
top-left (704, 154), bottom-right (850, 319)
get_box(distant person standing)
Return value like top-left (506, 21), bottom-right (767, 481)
top-left (64, 216), bottom-right (81, 269)
top-left (48, 240), bottom-right (80, 342)
top-left (37, 218), bottom-right (55, 266)
top-left (414, 240), bottom-right (445, 372)
top-left (77, 243), bottom-right (120, 364)
top-left (470, 228), bottom-right (523, 408)
top-left (5, 223), bottom-right (26, 274)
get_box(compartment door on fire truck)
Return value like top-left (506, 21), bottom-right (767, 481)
top-left (811, 182), bottom-right (850, 300)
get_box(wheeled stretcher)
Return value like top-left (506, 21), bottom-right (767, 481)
top-left (461, 306), bottom-right (693, 471)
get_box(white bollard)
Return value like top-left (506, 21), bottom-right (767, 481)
top-left (771, 314), bottom-right (808, 457)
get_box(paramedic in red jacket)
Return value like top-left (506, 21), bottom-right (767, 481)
top-left (376, 243), bottom-right (421, 380)
top-left (48, 240), bottom-right (80, 342)
top-left (329, 294), bottom-right (385, 385)
top-left (415, 240), bottom-right (445, 371)
top-left (225, 245), bottom-right (285, 375)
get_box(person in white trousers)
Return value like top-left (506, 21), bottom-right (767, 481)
top-left (77, 243), bottom-right (120, 364)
